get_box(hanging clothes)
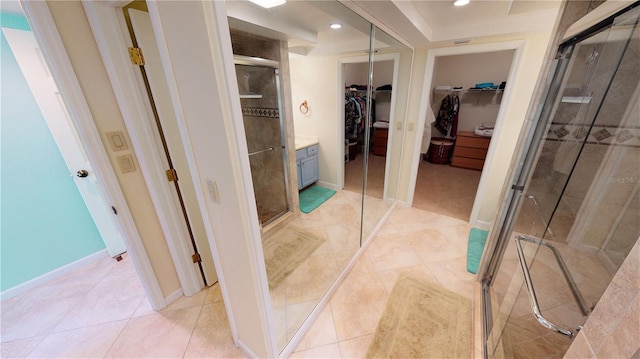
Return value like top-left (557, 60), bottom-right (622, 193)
top-left (345, 91), bottom-right (368, 139)
top-left (434, 94), bottom-right (460, 137)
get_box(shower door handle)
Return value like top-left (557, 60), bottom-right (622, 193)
top-left (515, 236), bottom-right (576, 338)
top-left (248, 147), bottom-right (276, 156)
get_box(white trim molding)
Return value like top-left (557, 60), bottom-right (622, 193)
top-left (81, 0), bottom-right (204, 297)
top-left (19, 0), bottom-right (167, 310)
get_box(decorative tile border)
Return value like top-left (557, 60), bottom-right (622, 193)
top-left (546, 123), bottom-right (640, 147)
top-left (242, 107), bottom-right (280, 118)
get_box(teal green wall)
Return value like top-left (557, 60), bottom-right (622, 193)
top-left (1, 14), bottom-right (106, 291)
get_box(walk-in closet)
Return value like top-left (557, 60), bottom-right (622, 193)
top-left (343, 60), bottom-right (394, 199)
top-left (415, 50), bottom-right (514, 220)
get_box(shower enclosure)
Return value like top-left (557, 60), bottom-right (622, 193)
top-left (481, 5), bottom-right (639, 358)
top-left (235, 56), bottom-right (290, 226)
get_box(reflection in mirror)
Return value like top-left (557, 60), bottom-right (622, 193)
top-left (362, 26), bottom-right (413, 242)
top-left (225, 0), bottom-right (411, 352)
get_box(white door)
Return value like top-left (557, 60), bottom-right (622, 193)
top-left (2, 27), bottom-right (127, 257)
top-left (127, 8), bottom-right (218, 284)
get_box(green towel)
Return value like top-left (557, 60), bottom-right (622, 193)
top-left (299, 185), bottom-right (336, 213)
top-left (467, 228), bottom-right (489, 274)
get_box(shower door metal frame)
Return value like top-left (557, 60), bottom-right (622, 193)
top-left (479, 3), bottom-right (640, 357)
top-left (234, 55), bottom-right (292, 226)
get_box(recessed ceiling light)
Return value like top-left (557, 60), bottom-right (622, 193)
top-left (453, 0), bottom-right (470, 6)
top-left (330, 23), bottom-right (342, 29)
top-left (248, 0), bottom-right (286, 9)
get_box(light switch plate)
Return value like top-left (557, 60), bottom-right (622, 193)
top-left (106, 131), bottom-right (129, 152)
top-left (116, 154), bottom-right (136, 173)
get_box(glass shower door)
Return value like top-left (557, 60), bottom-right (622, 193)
top-left (484, 7), bottom-right (639, 358)
top-left (235, 59), bottom-right (290, 226)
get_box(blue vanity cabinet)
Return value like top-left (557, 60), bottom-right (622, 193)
top-left (296, 144), bottom-right (319, 190)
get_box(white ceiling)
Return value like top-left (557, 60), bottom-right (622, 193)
top-left (1, 0), bottom-right (562, 55)
top-left (227, 0), bottom-right (562, 55)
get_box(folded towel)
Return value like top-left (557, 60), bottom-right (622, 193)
top-left (373, 121), bottom-right (390, 129)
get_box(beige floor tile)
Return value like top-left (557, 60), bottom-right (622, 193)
top-left (290, 209), bottom-right (325, 229)
top-left (285, 254), bottom-right (340, 305)
top-left (405, 228), bottom-right (466, 263)
top-left (105, 307), bottom-right (200, 358)
top-left (338, 334), bottom-right (373, 359)
top-left (377, 206), bottom-right (444, 236)
top-left (163, 289), bottom-right (208, 311)
top-left (286, 301), bottom-right (320, 341)
top-left (294, 304), bottom-right (338, 352)
top-left (347, 254), bottom-right (375, 278)
top-left (375, 264), bottom-right (440, 294)
top-left (1, 288), bottom-right (88, 342)
top-left (329, 272), bottom-right (389, 341)
top-left (425, 256), bottom-right (476, 299)
top-left (326, 222), bottom-right (360, 253)
top-left (204, 284), bottom-right (224, 304)
top-left (132, 296), bottom-right (156, 318)
top-left (437, 222), bottom-right (473, 253)
top-left (364, 234), bottom-right (422, 272)
top-left (53, 271), bottom-right (145, 332)
top-left (289, 342), bottom-right (342, 358)
top-left (318, 203), bottom-right (359, 227)
top-left (27, 320), bottom-right (126, 358)
top-left (183, 326), bottom-right (247, 359)
top-left (197, 302), bottom-right (228, 328)
top-left (0, 336), bottom-right (45, 358)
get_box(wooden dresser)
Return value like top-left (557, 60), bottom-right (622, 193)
top-left (451, 131), bottom-right (491, 170)
top-left (373, 127), bottom-right (388, 156)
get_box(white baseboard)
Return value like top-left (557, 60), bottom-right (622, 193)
top-left (396, 200), bottom-right (412, 208)
top-left (473, 220), bottom-right (492, 231)
top-left (316, 181), bottom-right (338, 191)
top-left (164, 288), bottom-right (183, 305)
top-left (1, 249), bottom-right (109, 301)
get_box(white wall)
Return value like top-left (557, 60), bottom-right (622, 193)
top-left (343, 62), bottom-right (368, 88)
top-left (290, 55), bottom-right (341, 187)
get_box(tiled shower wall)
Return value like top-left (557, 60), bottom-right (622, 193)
top-left (231, 30), bottom-right (294, 224)
top-left (564, 238), bottom-right (640, 358)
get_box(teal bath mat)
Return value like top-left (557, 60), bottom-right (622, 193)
top-left (467, 228), bottom-right (489, 274)
top-left (299, 185), bottom-right (336, 213)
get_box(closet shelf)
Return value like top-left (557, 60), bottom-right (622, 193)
top-left (561, 96), bottom-right (591, 104)
top-left (467, 88), bottom-right (503, 93)
top-left (433, 88), bottom-right (503, 94)
top-left (239, 94), bottom-right (263, 99)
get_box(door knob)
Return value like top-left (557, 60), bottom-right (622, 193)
top-left (76, 170), bottom-right (89, 178)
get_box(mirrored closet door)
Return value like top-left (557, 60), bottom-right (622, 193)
top-left (225, 0), bottom-right (413, 352)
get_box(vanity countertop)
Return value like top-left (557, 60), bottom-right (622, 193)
top-left (295, 137), bottom-right (319, 151)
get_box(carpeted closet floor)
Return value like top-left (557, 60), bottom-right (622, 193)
top-left (413, 160), bottom-right (482, 221)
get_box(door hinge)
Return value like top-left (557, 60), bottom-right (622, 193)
top-left (166, 168), bottom-right (178, 182)
top-left (192, 253), bottom-right (201, 263)
top-left (128, 47), bottom-right (145, 66)
top-left (512, 184), bottom-right (525, 191)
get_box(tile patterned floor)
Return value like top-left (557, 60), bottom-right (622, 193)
top-left (1, 205), bottom-right (476, 358)
top-left (0, 255), bottom-right (243, 359)
top-left (290, 205), bottom-right (476, 358)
